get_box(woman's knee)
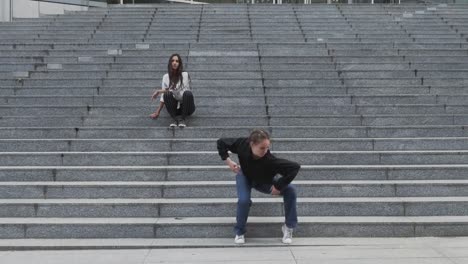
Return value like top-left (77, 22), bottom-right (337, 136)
top-left (183, 90), bottom-right (193, 98)
top-left (163, 92), bottom-right (174, 101)
top-left (282, 185), bottom-right (297, 198)
top-left (237, 198), bottom-right (252, 207)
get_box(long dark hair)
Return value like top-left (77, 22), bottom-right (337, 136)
top-left (167, 53), bottom-right (184, 89)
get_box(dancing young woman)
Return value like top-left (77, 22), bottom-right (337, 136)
top-left (217, 129), bottom-right (300, 244)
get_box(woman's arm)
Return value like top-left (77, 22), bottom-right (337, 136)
top-left (217, 138), bottom-right (243, 174)
top-left (151, 89), bottom-right (167, 101)
top-left (217, 138), bottom-right (242, 160)
top-left (151, 74), bottom-right (169, 119)
top-left (150, 101), bottom-right (165, 119)
top-left (273, 159), bottom-right (301, 191)
top-left (183, 72), bottom-right (191, 90)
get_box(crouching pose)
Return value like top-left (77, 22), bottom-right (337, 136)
top-left (217, 129), bottom-right (300, 244)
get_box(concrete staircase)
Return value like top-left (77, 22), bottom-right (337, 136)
top-left (1, 3), bottom-right (468, 242)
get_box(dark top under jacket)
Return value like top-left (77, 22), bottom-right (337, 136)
top-left (217, 137), bottom-right (301, 190)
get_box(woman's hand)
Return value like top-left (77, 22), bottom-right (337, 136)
top-left (149, 112), bottom-right (160, 119)
top-left (271, 186), bottom-right (281, 196)
top-left (226, 158), bottom-right (240, 174)
top-left (151, 89), bottom-right (165, 101)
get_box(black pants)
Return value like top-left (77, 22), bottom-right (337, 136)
top-left (163, 90), bottom-right (196, 120)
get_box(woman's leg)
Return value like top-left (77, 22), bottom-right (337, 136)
top-left (253, 183), bottom-right (298, 229)
top-left (163, 92), bottom-right (178, 120)
top-left (180, 90), bottom-right (195, 120)
top-left (235, 171), bottom-right (252, 236)
top-left (281, 184), bottom-right (298, 229)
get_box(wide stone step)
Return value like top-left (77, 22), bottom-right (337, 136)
top-left (423, 78), bottom-right (468, 86)
top-left (330, 50), bottom-right (402, 56)
top-left (4, 236), bottom-right (464, 250)
top-left (411, 63), bottom-right (468, 70)
top-left (1, 114), bottom-right (467, 127)
top-left (11, 79), bottom-right (104, 87)
top-left (0, 197), bottom-right (467, 218)
top-left (269, 104), bottom-right (468, 115)
top-left (0, 150), bottom-right (467, 166)
top-left (337, 71), bottom-right (419, 79)
top-left (262, 71), bottom-right (340, 78)
top-left (4, 103), bottom-right (468, 116)
top-left (335, 63), bottom-right (410, 71)
top-left (260, 57), bottom-right (334, 64)
top-left (266, 78), bottom-right (422, 87)
top-left (3, 94), bottom-right (465, 105)
top-left (0, 216), bottom-right (467, 238)
top-left (404, 56), bottom-right (468, 63)
top-left (0, 86), bottom-right (267, 96)
top-left (269, 95), bottom-right (454, 104)
top-left (99, 79), bottom-right (262, 87)
top-left (0, 64), bottom-right (36, 72)
top-left (1, 125), bottom-right (467, 139)
top-left (261, 63), bottom-right (335, 71)
top-left (0, 44), bottom-right (54, 50)
top-left (0, 51), bottom-right (50, 56)
top-left (265, 86), bottom-right (430, 95)
top-left (334, 56), bottom-right (405, 63)
top-left (4, 85), bottom-right (442, 96)
top-left (399, 50), bottom-right (468, 56)
top-left (0, 115), bottom-right (264, 127)
top-left (0, 96), bottom-right (268, 105)
top-left (1, 164), bottom-right (468, 182)
top-left (0, 86), bottom-right (100, 96)
top-left (0, 105), bottom-right (267, 116)
top-left (30, 71), bottom-right (263, 79)
top-left (343, 78), bottom-right (422, 87)
top-left (0, 180), bottom-right (467, 199)
top-left (1, 137), bottom-right (468, 152)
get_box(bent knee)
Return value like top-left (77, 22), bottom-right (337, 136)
top-left (237, 198), bottom-right (252, 206)
top-left (183, 90), bottom-right (193, 97)
top-left (163, 92), bottom-right (173, 99)
top-left (282, 185), bottom-right (297, 196)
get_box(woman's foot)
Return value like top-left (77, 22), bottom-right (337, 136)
top-left (178, 119), bottom-right (186, 127)
top-left (169, 120), bottom-right (178, 127)
top-left (282, 224), bottom-right (293, 244)
top-left (234, 234), bottom-right (245, 244)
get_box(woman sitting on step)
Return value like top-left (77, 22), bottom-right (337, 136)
top-left (150, 53), bottom-right (196, 127)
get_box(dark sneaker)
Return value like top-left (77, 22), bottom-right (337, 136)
top-left (178, 119), bottom-right (186, 127)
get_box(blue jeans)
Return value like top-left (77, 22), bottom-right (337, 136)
top-left (235, 171), bottom-right (298, 236)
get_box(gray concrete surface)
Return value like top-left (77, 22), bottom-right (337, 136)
top-left (1, 237), bottom-right (468, 263)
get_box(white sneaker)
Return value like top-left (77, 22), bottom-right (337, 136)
top-left (234, 234), bottom-right (245, 244)
top-left (169, 121), bottom-right (178, 127)
top-left (282, 224), bottom-right (293, 244)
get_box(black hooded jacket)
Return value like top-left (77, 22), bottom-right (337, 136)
top-left (217, 137), bottom-right (301, 190)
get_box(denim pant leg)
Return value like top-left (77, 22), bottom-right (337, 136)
top-left (235, 171), bottom-right (252, 236)
top-left (254, 183), bottom-right (298, 229)
top-left (281, 184), bottom-right (298, 229)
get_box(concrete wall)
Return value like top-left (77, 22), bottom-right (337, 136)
top-left (0, 0), bottom-right (88, 22)
top-left (0, 0), bottom-right (11, 21)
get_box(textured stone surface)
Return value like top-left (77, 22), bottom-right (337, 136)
top-left (2, 3), bottom-right (468, 239)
